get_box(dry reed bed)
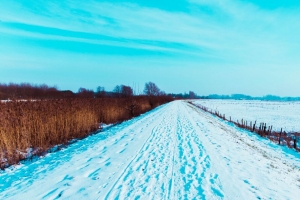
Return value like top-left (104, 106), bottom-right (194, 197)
top-left (0, 96), bottom-right (172, 169)
top-left (189, 102), bottom-right (300, 152)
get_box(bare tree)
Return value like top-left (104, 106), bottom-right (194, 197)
top-left (113, 85), bottom-right (133, 97)
top-left (113, 85), bottom-right (122, 97)
top-left (96, 86), bottom-right (105, 98)
top-left (77, 88), bottom-right (94, 98)
top-left (189, 91), bottom-right (196, 99)
top-left (121, 85), bottom-right (133, 97)
top-left (143, 82), bottom-right (161, 96)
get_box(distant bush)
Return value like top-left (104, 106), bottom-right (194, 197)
top-left (0, 83), bottom-right (62, 100)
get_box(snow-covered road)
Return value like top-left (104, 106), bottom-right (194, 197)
top-left (1, 101), bottom-right (300, 199)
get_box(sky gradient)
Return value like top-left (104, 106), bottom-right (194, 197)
top-left (1, 0), bottom-right (300, 96)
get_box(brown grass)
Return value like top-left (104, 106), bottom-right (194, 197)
top-left (0, 96), bottom-right (172, 169)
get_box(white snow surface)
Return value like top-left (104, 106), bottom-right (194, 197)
top-left (0, 101), bottom-right (300, 199)
top-left (192, 99), bottom-right (300, 132)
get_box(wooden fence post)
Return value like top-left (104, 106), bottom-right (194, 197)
top-left (279, 128), bottom-right (282, 145)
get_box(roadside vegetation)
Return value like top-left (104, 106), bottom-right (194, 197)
top-left (0, 82), bottom-right (174, 169)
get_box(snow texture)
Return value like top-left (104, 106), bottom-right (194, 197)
top-left (193, 99), bottom-right (300, 132)
top-left (0, 101), bottom-right (299, 199)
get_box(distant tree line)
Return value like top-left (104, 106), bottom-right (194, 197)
top-left (3, 82), bottom-right (296, 101)
top-left (0, 82), bottom-right (202, 100)
top-left (77, 82), bottom-right (170, 98)
top-left (0, 82), bottom-right (186, 100)
top-left (200, 94), bottom-right (300, 101)
top-left (0, 83), bottom-right (62, 100)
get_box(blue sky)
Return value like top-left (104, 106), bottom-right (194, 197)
top-left (1, 0), bottom-right (300, 96)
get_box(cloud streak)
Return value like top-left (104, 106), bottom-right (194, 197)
top-left (0, 0), bottom-right (300, 95)
top-left (2, 1), bottom-right (299, 62)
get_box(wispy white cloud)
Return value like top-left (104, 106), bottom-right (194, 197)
top-left (1, 0), bottom-right (300, 95)
top-left (1, 0), bottom-right (299, 65)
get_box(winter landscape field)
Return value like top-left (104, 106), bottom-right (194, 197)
top-left (1, 100), bottom-right (299, 199)
top-left (2, 0), bottom-right (300, 199)
top-left (192, 100), bottom-right (300, 132)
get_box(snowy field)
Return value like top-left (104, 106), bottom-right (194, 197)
top-left (0, 101), bottom-right (300, 199)
top-left (192, 100), bottom-right (300, 132)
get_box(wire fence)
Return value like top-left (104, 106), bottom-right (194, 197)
top-left (189, 101), bottom-right (300, 152)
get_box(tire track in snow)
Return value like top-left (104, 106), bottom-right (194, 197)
top-left (103, 103), bottom-right (178, 199)
top-left (185, 102), bottom-right (300, 199)
top-left (104, 101), bottom-right (225, 199)
top-left (2, 101), bottom-right (299, 200)
top-left (0, 103), bottom-right (170, 200)
top-left (173, 103), bottom-right (224, 199)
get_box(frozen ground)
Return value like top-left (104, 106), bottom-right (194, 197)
top-left (0, 101), bottom-right (299, 199)
top-left (192, 100), bottom-right (300, 132)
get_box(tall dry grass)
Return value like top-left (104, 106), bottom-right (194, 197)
top-left (0, 96), bottom-right (172, 169)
